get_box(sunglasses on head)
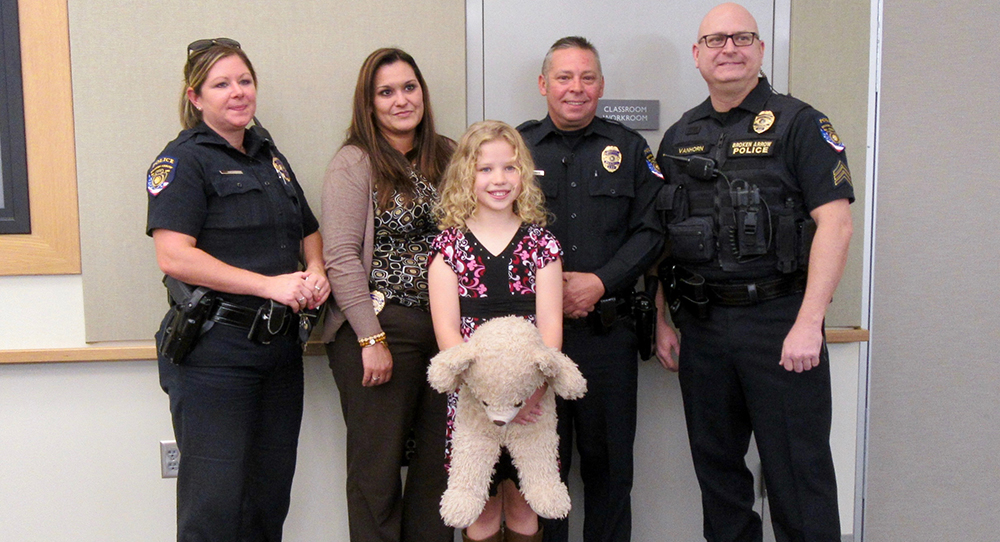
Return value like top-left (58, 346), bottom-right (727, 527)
top-left (187, 38), bottom-right (241, 57)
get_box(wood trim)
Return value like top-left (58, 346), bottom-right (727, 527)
top-left (828, 326), bottom-right (869, 343)
top-left (0, 328), bottom-right (869, 364)
top-left (0, 0), bottom-right (80, 275)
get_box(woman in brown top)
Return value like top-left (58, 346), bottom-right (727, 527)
top-left (320, 48), bottom-right (454, 542)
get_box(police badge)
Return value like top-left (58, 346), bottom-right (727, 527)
top-left (601, 146), bottom-right (622, 173)
top-left (753, 110), bottom-right (775, 134)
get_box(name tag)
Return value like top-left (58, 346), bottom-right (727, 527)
top-left (675, 144), bottom-right (706, 155)
top-left (728, 140), bottom-right (775, 157)
top-left (533, 169), bottom-right (545, 177)
top-left (219, 170), bottom-right (244, 175)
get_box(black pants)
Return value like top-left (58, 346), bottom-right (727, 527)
top-left (676, 293), bottom-right (840, 542)
top-left (327, 303), bottom-right (451, 542)
top-left (543, 320), bottom-right (638, 542)
top-left (157, 317), bottom-right (304, 542)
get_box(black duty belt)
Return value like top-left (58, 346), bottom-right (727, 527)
top-left (210, 301), bottom-right (296, 336)
top-left (706, 273), bottom-right (806, 306)
top-left (564, 293), bottom-right (634, 331)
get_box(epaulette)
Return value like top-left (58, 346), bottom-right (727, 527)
top-left (516, 119), bottom-right (542, 132)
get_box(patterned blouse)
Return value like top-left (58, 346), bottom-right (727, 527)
top-left (370, 170), bottom-right (438, 309)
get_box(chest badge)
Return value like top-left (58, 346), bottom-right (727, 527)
top-left (272, 156), bottom-right (291, 184)
top-left (753, 110), bottom-right (775, 134)
top-left (601, 145), bottom-right (622, 173)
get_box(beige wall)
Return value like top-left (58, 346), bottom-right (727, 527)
top-left (788, 0), bottom-right (871, 326)
top-left (866, 1), bottom-right (1000, 540)
top-left (72, 0), bottom-right (467, 341)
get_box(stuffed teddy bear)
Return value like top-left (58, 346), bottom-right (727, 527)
top-left (427, 316), bottom-right (587, 528)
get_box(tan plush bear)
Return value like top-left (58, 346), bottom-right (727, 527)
top-left (427, 316), bottom-right (587, 528)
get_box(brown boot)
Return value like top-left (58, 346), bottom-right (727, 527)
top-left (503, 525), bottom-right (543, 542)
top-left (463, 529), bottom-right (503, 542)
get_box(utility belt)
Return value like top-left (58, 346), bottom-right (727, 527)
top-left (159, 276), bottom-right (317, 364)
top-left (659, 264), bottom-right (806, 320)
top-left (564, 286), bottom-right (658, 360)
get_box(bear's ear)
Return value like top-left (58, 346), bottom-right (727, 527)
top-left (537, 348), bottom-right (588, 400)
top-left (427, 342), bottom-right (475, 393)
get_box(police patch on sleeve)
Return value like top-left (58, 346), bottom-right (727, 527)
top-left (147, 156), bottom-right (177, 196)
top-left (817, 117), bottom-right (845, 152)
top-left (644, 147), bottom-right (663, 179)
top-left (272, 156), bottom-right (292, 184)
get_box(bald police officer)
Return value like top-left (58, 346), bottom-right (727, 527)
top-left (518, 36), bottom-right (664, 542)
top-left (655, 4), bottom-right (854, 541)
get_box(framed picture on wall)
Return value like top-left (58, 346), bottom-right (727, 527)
top-left (0, 0), bottom-right (29, 234)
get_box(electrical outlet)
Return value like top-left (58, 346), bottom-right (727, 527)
top-left (160, 440), bottom-right (180, 478)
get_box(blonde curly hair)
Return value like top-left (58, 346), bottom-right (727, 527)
top-left (435, 120), bottom-right (548, 230)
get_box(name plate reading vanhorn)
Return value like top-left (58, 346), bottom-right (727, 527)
top-left (597, 99), bottom-right (659, 131)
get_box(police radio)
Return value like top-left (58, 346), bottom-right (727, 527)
top-left (729, 179), bottom-right (768, 257)
top-left (663, 154), bottom-right (717, 181)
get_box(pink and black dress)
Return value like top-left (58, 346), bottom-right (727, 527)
top-left (429, 223), bottom-right (562, 491)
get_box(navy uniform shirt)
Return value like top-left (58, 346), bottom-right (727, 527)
top-left (146, 122), bottom-right (319, 308)
top-left (518, 116), bottom-right (665, 296)
top-left (658, 78), bottom-right (855, 216)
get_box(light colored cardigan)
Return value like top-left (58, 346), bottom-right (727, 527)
top-left (320, 145), bottom-right (380, 343)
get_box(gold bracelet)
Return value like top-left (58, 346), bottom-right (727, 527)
top-left (358, 331), bottom-right (387, 348)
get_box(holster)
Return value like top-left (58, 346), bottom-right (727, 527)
top-left (159, 276), bottom-right (215, 364)
top-left (657, 262), bottom-right (710, 320)
top-left (633, 279), bottom-right (658, 360)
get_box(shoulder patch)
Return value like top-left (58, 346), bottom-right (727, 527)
top-left (817, 116), bottom-right (845, 152)
top-left (147, 156), bottom-right (177, 196)
top-left (644, 146), bottom-right (663, 179)
top-left (272, 155), bottom-right (292, 184)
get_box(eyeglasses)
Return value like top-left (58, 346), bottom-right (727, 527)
top-left (699, 32), bottom-right (758, 48)
top-left (187, 38), bottom-right (241, 57)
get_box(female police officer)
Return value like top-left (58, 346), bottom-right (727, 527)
top-left (146, 38), bottom-right (329, 541)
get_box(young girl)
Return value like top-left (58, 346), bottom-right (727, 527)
top-left (428, 120), bottom-right (563, 542)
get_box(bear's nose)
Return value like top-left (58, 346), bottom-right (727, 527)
top-left (493, 420), bottom-right (506, 427)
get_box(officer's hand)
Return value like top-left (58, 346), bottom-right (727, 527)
top-left (362, 342), bottom-right (393, 386)
top-left (563, 272), bottom-right (605, 317)
top-left (302, 267), bottom-right (331, 310)
top-left (264, 272), bottom-right (316, 313)
top-left (780, 321), bottom-right (823, 372)
top-left (655, 315), bottom-right (680, 372)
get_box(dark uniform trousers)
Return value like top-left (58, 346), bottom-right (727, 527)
top-left (675, 292), bottom-right (840, 542)
top-left (543, 319), bottom-right (638, 542)
top-left (157, 319), bottom-right (305, 542)
top-left (327, 303), bottom-right (452, 542)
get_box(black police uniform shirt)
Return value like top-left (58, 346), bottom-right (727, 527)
top-left (146, 122), bottom-right (319, 309)
top-left (656, 77), bottom-right (855, 281)
top-left (518, 116), bottom-right (665, 296)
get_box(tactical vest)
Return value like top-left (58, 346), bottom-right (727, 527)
top-left (658, 94), bottom-right (815, 281)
